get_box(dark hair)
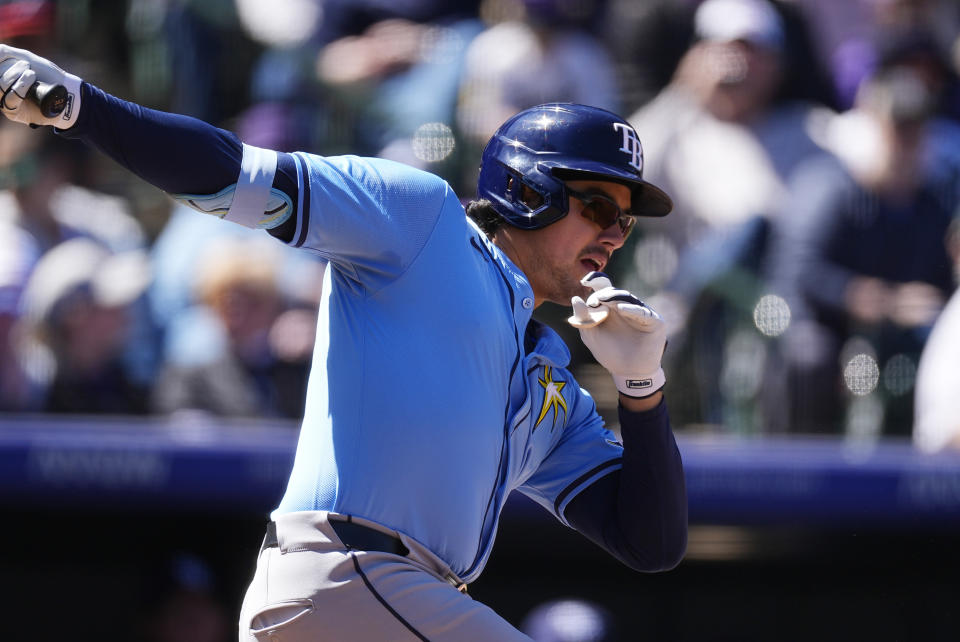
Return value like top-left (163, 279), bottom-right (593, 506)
top-left (466, 199), bottom-right (504, 236)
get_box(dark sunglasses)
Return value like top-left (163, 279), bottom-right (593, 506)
top-left (566, 187), bottom-right (636, 238)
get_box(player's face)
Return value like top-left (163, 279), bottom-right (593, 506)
top-left (504, 179), bottom-right (632, 307)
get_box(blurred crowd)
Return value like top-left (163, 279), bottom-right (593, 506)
top-left (2, 0), bottom-right (960, 454)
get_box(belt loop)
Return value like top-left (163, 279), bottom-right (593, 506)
top-left (260, 521), bottom-right (278, 554)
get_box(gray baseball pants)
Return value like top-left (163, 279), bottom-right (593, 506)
top-left (238, 510), bottom-right (533, 641)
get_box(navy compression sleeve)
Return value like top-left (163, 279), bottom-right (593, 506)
top-left (58, 83), bottom-right (243, 194)
top-left (564, 399), bottom-right (687, 572)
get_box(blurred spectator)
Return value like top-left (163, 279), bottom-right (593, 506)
top-left (604, 0), bottom-right (838, 118)
top-left (313, 0), bottom-right (482, 165)
top-left (127, 0), bottom-right (257, 122)
top-left (601, 0), bottom-right (697, 113)
top-left (15, 237), bottom-right (153, 414)
top-left (0, 125), bottom-right (146, 255)
top-left (1, 3), bottom-right (155, 405)
top-left (238, 48), bottom-right (325, 154)
top-left (827, 0), bottom-right (960, 112)
top-left (456, 0), bottom-right (618, 184)
top-left (151, 235), bottom-right (319, 419)
top-left (764, 64), bottom-right (959, 437)
top-left (520, 598), bottom-right (618, 642)
top-left (619, 0), bottom-right (836, 431)
top-left (870, 25), bottom-right (960, 124)
top-left (867, 27), bottom-right (960, 173)
top-left (0, 120), bottom-right (158, 389)
top-left (627, 0), bottom-right (833, 252)
top-left (232, 0), bottom-right (333, 157)
top-left (310, 0), bottom-right (481, 47)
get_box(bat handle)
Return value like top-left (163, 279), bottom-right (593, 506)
top-left (25, 81), bottom-right (68, 118)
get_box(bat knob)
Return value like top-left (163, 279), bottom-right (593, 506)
top-left (26, 82), bottom-right (68, 118)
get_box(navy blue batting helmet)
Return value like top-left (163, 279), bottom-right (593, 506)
top-left (477, 103), bottom-right (672, 230)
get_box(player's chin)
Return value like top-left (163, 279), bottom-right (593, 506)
top-left (543, 277), bottom-right (584, 307)
top-left (565, 276), bottom-right (594, 304)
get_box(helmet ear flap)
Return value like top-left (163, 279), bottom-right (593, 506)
top-left (509, 168), bottom-right (569, 228)
top-left (506, 175), bottom-right (544, 212)
top-left (480, 161), bottom-right (567, 230)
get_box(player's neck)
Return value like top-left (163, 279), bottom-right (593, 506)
top-left (492, 231), bottom-right (544, 309)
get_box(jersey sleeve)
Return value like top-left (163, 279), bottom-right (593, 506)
top-left (519, 395), bottom-right (687, 572)
top-left (563, 399), bottom-right (687, 572)
top-left (267, 151), bottom-right (452, 291)
top-left (517, 386), bottom-right (624, 525)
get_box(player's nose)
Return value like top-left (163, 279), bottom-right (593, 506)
top-left (598, 221), bottom-right (627, 251)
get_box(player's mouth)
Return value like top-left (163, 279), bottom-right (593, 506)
top-left (580, 255), bottom-right (606, 273)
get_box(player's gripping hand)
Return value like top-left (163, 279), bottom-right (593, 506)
top-left (568, 272), bottom-right (666, 398)
top-left (0, 44), bottom-right (82, 129)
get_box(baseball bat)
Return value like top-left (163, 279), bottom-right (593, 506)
top-left (25, 81), bottom-right (68, 118)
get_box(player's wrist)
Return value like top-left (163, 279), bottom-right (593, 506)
top-left (619, 389), bottom-right (663, 412)
top-left (51, 72), bottom-right (83, 130)
top-left (612, 367), bottom-right (665, 398)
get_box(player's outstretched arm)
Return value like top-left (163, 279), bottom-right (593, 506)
top-left (565, 272), bottom-right (687, 571)
top-left (0, 44), bottom-right (299, 241)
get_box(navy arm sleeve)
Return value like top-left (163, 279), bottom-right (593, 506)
top-left (58, 83), bottom-right (242, 194)
top-left (57, 82), bottom-right (300, 242)
top-left (564, 399), bottom-right (687, 572)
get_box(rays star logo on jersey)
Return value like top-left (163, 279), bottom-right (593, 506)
top-left (535, 366), bottom-right (568, 431)
top-left (612, 122), bottom-right (644, 172)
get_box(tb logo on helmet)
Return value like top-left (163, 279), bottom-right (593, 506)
top-left (613, 122), bottom-right (644, 173)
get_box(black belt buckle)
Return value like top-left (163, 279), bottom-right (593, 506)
top-left (330, 519), bottom-right (410, 557)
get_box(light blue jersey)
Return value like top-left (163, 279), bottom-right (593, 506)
top-left (231, 147), bottom-right (623, 581)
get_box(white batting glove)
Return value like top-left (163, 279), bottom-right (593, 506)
top-left (568, 272), bottom-right (666, 398)
top-left (0, 44), bottom-right (82, 129)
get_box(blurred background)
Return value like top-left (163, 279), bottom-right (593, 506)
top-left (2, 0), bottom-right (960, 639)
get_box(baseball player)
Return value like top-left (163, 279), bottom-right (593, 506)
top-left (0, 44), bottom-right (687, 641)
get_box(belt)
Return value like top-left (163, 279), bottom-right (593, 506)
top-left (260, 519), bottom-right (467, 593)
top-left (260, 519), bottom-right (407, 555)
